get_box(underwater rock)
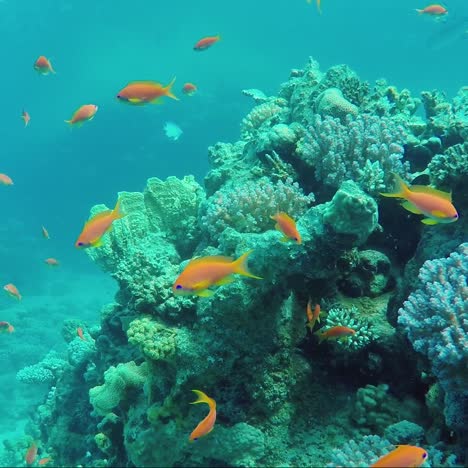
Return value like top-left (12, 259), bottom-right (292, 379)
top-left (336, 249), bottom-right (394, 297)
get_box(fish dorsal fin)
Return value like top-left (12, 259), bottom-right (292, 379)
top-left (86, 210), bottom-right (112, 224)
top-left (410, 185), bottom-right (452, 201)
top-left (187, 255), bottom-right (233, 267)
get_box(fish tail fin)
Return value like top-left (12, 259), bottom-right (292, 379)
top-left (232, 250), bottom-right (262, 279)
top-left (64, 119), bottom-right (72, 125)
top-left (112, 199), bottom-right (126, 220)
top-left (165, 77), bottom-right (179, 101)
top-left (415, 9), bottom-right (423, 14)
top-left (380, 173), bottom-right (411, 198)
top-left (191, 390), bottom-right (214, 407)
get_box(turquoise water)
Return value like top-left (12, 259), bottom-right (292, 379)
top-left (0, 0), bottom-right (466, 466)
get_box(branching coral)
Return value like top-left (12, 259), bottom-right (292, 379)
top-left (200, 176), bottom-right (314, 242)
top-left (321, 305), bottom-right (377, 351)
top-left (299, 114), bottom-right (410, 193)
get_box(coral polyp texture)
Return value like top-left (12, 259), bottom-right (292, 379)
top-left (10, 56), bottom-right (467, 468)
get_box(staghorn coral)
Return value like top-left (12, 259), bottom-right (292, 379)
top-left (321, 305), bottom-right (377, 351)
top-left (299, 114), bottom-right (410, 194)
top-left (127, 316), bottom-right (177, 361)
top-left (89, 361), bottom-right (148, 416)
top-left (200, 176), bottom-right (314, 242)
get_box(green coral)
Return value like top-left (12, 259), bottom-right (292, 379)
top-left (127, 316), bottom-right (177, 361)
top-left (89, 361), bottom-right (148, 416)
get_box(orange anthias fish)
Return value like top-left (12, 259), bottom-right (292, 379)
top-left (75, 199), bottom-right (125, 248)
top-left (0, 173), bottom-right (13, 185)
top-left (182, 83), bottom-right (197, 96)
top-left (193, 35), bottom-right (221, 51)
top-left (45, 258), bottom-right (59, 266)
top-left (315, 325), bottom-right (356, 344)
top-left (189, 390), bottom-right (217, 441)
top-left (0, 321), bottom-right (15, 333)
top-left (173, 250), bottom-right (262, 297)
top-left (25, 442), bottom-right (38, 465)
top-left (306, 300), bottom-right (322, 331)
top-left (21, 110), bottom-right (30, 127)
top-left (34, 56), bottom-right (55, 75)
top-left (271, 212), bottom-right (302, 244)
top-left (380, 174), bottom-right (458, 225)
top-left (371, 445), bottom-right (428, 467)
top-left (42, 226), bottom-right (50, 239)
top-left (306, 0), bottom-right (322, 14)
top-left (4, 283), bottom-right (21, 300)
top-left (77, 327), bottom-right (86, 341)
top-left (38, 457), bottom-right (53, 466)
top-left (65, 104), bottom-right (98, 126)
top-left (416, 4), bottom-right (448, 16)
top-left (116, 78), bottom-right (178, 105)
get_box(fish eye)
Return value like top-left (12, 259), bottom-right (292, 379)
top-left (454, 214), bottom-right (459, 218)
top-left (77, 242), bottom-right (84, 246)
top-left (422, 453), bottom-right (427, 459)
top-left (175, 285), bottom-right (182, 290)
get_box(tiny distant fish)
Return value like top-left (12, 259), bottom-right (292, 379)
top-left (4, 283), bottom-right (21, 300)
top-left (77, 327), bottom-right (86, 341)
top-left (416, 4), bottom-right (448, 16)
top-left (306, 0), bottom-right (321, 14)
top-left (38, 457), bottom-right (53, 466)
top-left (0, 173), bottom-right (13, 185)
top-left (164, 121), bottom-right (183, 141)
top-left (42, 226), bottom-right (50, 239)
top-left (21, 110), bottom-right (30, 127)
top-left (193, 35), bottom-right (221, 51)
top-left (34, 56), bottom-right (55, 75)
top-left (371, 445), bottom-right (428, 467)
top-left (65, 104), bottom-right (98, 126)
top-left (116, 79), bottom-right (178, 105)
top-left (44, 258), bottom-right (59, 266)
top-left (189, 390), bottom-right (217, 441)
top-left (25, 442), bottom-right (38, 465)
top-left (182, 82), bottom-right (197, 96)
top-left (0, 321), bottom-right (14, 333)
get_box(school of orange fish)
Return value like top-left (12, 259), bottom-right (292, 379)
top-left (1, 4), bottom-right (457, 466)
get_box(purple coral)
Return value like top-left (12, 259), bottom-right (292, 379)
top-left (398, 243), bottom-right (468, 393)
top-left (301, 114), bottom-right (410, 194)
top-left (200, 177), bottom-right (314, 241)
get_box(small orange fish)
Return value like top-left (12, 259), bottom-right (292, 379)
top-left (0, 173), bottom-right (13, 185)
top-left (77, 327), bottom-right (86, 341)
top-left (182, 82), bottom-right (197, 96)
top-left (193, 35), bottom-right (221, 51)
top-left (4, 283), bottom-right (21, 300)
top-left (45, 258), bottom-right (59, 266)
top-left (34, 56), bottom-right (55, 75)
top-left (42, 226), bottom-right (50, 239)
top-left (416, 4), bottom-right (447, 16)
top-left (0, 321), bottom-right (14, 333)
top-left (21, 110), bottom-right (31, 127)
top-left (380, 173), bottom-right (458, 225)
top-left (271, 212), bottom-right (302, 244)
top-left (25, 442), bottom-right (38, 465)
top-left (189, 390), bottom-right (217, 441)
top-left (75, 199), bottom-right (125, 248)
top-left (65, 104), bottom-right (98, 126)
top-left (371, 445), bottom-right (428, 467)
top-left (173, 250), bottom-right (262, 297)
top-left (306, 300), bottom-right (322, 331)
top-left (315, 325), bottom-right (356, 344)
top-left (116, 78), bottom-right (178, 105)
top-left (38, 457), bottom-right (53, 466)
